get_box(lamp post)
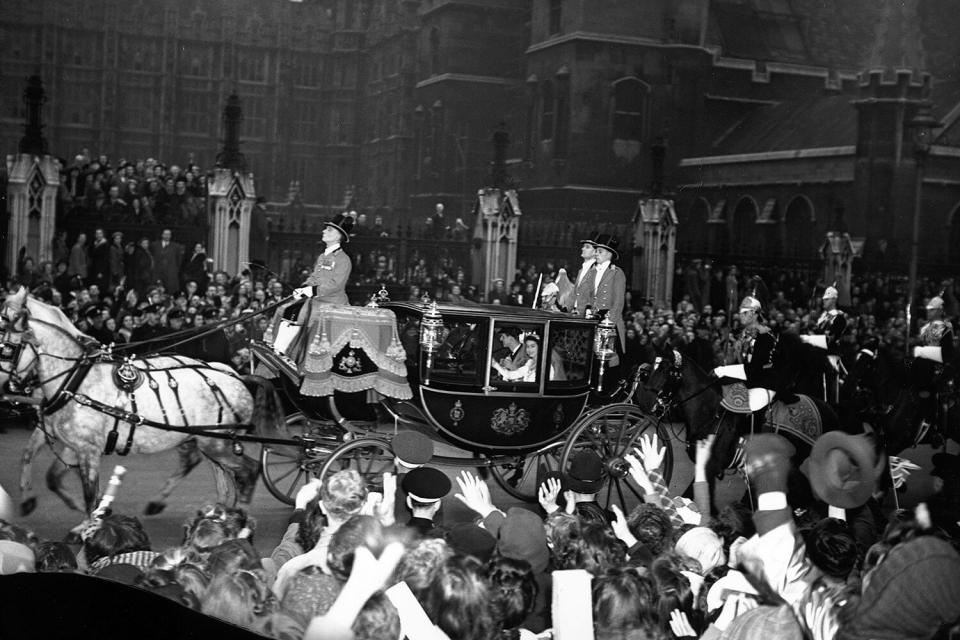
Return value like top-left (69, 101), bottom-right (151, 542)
top-left (906, 103), bottom-right (940, 354)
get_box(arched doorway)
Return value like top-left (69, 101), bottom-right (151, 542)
top-left (730, 196), bottom-right (759, 257)
top-left (783, 196), bottom-right (816, 259)
top-left (682, 197), bottom-right (710, 254)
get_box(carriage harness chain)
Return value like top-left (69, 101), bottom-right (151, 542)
top-left (0, 297), bottom-right (296, 457)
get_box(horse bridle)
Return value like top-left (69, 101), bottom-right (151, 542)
top-left (644, 351), bottom-right (684, 417)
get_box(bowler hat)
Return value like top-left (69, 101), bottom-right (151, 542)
top-left (592, 234), bottom-right (619, 260)
top-left (564, 449), bottom-right (606, 493)
top-left (807, 432), bottom-right (884, 509)
top-left (324, 213), bottom-right (355, 243)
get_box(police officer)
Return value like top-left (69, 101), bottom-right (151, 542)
top-left (130, 303), bottom-right (167, 353)
top-left (401, 466), bottom-right (451, 537)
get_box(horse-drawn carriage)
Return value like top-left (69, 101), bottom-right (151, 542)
top-left (0, 289), bottom-right (670, 515)
top-left (250, 299), bottom-right (672, 509)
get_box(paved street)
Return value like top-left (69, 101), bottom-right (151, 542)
top-left (0, 415), bottom-right (946, 558)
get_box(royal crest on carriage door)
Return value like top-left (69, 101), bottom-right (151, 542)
top-left (490, 402), bottom-right (530, 435)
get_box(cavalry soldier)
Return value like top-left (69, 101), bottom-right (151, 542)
top-left (810, 285), bottom-right (849, 403)
top-left (914, 294), bottom-right (956, 443)
top-left (714, 292), bottom-right (779, 412)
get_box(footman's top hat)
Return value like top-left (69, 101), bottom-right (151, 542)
top-left (324, 213), bottom-right (355, 243)
top-left (591, 234), bottom-right (619, 260)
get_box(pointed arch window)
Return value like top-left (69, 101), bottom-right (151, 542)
top-left (540, 81), bottom-right (555, 141)
top-left (611, 77), bottom-right (648, 161)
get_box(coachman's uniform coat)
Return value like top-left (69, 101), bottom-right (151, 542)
top-left (590, 263), bottom-right (626, 351)
top-left (287, 247), bottom-right (352, 363)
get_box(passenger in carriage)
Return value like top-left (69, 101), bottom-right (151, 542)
top-left (492, 326), bottom-right (528, 374)
top-left (281, 213), bottom-right (354, 364)
top-left (491, 335), bottom-right (559, 382)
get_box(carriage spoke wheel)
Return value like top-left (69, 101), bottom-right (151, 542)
top-left (558, 404), bottom-right (672, 514)
top-left (317, 437), bottom-right (396, 494)
top-left (261, 412), bottom-right (338, 505)
top-left (488, 441), bottom-right (564, 502)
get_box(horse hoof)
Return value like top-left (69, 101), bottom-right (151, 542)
top-left (144, 501), bottom-right (166, 516)
top-left (20, 498), bottom-right (36, 517)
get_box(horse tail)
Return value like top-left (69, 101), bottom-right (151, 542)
top-left (241, 375), bottom-right (287, 438)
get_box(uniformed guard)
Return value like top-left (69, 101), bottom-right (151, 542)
top-left (714, 287), bottom-right (779, 412)
top-left (391, 431), bottom-right (435, 526)
top-left (914, 293), bottom-right (955, 443)
top-left (400, 466), bottom-right (451, 537)
top-left (812, 285), bottom-right (849, 403)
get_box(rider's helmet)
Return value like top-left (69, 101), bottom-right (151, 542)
top-left (926, 296), bottom-right (945, 311)
top-left (739, 295), bottom-right (762, 313)
top-left (823, 286), bottom-right (839, 300)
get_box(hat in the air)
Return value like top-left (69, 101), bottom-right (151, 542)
top-left (324, 213), bottom-right (355, 243)
top-left (401, 467), bottom-right (451, 503)
top-left (564, 449), bottom-right (606, 494)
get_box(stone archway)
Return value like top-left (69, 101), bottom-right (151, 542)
top-left (730, 196), bottom-right (759, 256)
top-left (783, 196), bottom-right (816, 259)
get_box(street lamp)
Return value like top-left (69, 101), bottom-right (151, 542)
top-left (906, 102), bottom-right (941, 354)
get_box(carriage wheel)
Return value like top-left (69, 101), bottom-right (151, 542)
top-left (317, 437), bottom-right (395, 494)
top-left (488, 441), bottom-right (565, 502)
top-left (558, 404), bottom-right (673, 513)
top-left (260, 413), bottom-right (336, 505)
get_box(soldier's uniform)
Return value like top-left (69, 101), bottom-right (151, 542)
top-left (715, 294), bottom-right (779, 412)
top-left (811, 286), bottom-right (849, 403)
top-left (914, 295), bottom-right (955, 442)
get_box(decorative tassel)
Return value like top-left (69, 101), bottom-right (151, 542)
top-left (309, 325), bottom-right (331, 356)
top-left (386, 335), bottom-right (407, 362)
top-left (350, 327), bottom-right (363, 349)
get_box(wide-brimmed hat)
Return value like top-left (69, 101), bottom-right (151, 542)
top-left (324, 213), bottom-right (355, 243)
top-left (807, 432), bottom-right (884, 509)
top-left (592, 234), bottom-right (619, 260)
top-left (564, 449), bottom-right (606, 493)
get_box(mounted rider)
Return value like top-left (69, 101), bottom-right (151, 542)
top-left (803, 285), bottom-right (849, 403)
top-left (713, 285), bottom-right (780, 414)
top-left (913, 293), bottom-right (956, 442)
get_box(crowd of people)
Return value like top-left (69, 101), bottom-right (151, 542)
top-left (56, 150), bottom-right (208, 225)
top-left (2, 427), bottom-right (958, 639)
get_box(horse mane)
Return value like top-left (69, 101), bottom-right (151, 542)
top-left (24, 295), bottom-right (87, 340)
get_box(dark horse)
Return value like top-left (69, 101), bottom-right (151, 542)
top-left (645, 340), bottom-right (841, 483)
top-left (848, 341), bottom-right (960, 455)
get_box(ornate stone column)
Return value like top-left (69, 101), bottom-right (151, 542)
top-left (5, 76), bottom-right (58, 273)
top-left (633, 197), bottom-right (677, 309)
top-left (472, 188), bottom-right (521, 292)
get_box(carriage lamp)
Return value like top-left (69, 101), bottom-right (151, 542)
top-left (593, 315), bottom-right (617, 392)
top-left (420, 301), bottom-right (444, 385)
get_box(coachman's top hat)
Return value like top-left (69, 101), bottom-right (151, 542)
top-left (324, 213), bottom-right (355, 243)
top-left (592, 234), bottom-right (619, 261)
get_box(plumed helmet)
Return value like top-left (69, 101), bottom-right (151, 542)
top-left (823, 286), bottom-right (839, 300)
top-left (739, 295), bottom-right (762, 313)
top-left (927, 296), bottom-right (945, 311)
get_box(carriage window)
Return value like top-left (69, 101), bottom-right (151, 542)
top-left (546, 324), bottom-right (593, 387)
top-left (427, 317), bottom-right (486, 386)
top-left (490, 322), bottom-right (545, 389)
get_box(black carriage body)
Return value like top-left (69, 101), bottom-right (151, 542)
top-left (384, 301), bottom-right (597, 454)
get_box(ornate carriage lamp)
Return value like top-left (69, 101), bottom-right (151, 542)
top-left (593, 314), bottom-right (617, 392)
top-left (420, 301), bottom-right (444, 385)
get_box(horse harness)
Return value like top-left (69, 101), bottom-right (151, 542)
top-left (1, 305), bottom-right (252, 457)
